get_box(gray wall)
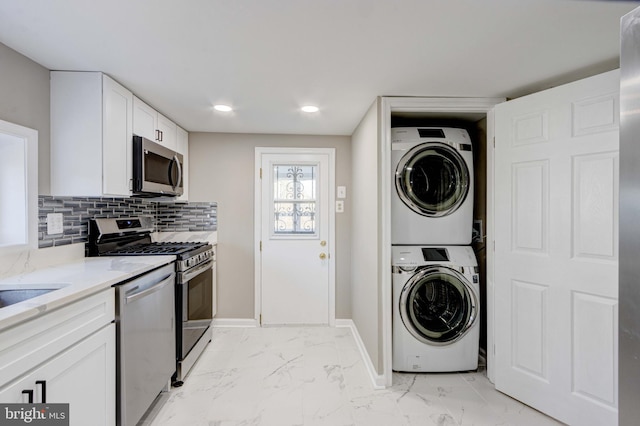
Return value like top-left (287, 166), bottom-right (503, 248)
top-left (0, 42), bottom-right (50, 194)
top-left (350, 100), bottom-right (382, 372)
top-left (189, 132), bottom-right (352, 319)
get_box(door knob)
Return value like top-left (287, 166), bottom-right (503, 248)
top-left (319, 253), bottom-right (327, 260)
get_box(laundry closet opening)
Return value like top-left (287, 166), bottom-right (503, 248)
top-left (390, 111), bottom-right (489, 357)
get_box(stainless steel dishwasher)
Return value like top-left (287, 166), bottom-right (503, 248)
top-left (116, 262), bottom-right (176, 426)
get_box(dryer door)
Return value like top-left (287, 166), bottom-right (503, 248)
top-left (395, 142), bottom-right (470, 217)
top-left (399, 266), bottom-right (477, 345)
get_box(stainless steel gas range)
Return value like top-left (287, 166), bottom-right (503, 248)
top-left (87, 217), bottom-right (215, 386)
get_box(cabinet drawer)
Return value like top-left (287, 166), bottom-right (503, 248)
top-left (0, 288), bottom-right (114, 386)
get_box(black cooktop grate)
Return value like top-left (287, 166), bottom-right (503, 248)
top-left (105, 242), bottom-right (208, 256)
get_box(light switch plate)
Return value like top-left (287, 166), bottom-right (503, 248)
top-left (47, 213), bottom-right (64, 235)
top-left (336, 200), bottom-right (344, 213)
top-left (337, 186), bottom-right (346, 199)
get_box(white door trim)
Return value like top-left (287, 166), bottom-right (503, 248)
top-left (254, 147), bottom-right (336, 326)
top-left (380, 96), bottom-right (504, 387)
top-left (485, 108), bottom-right (497, 383)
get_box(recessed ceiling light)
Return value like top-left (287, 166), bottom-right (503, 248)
top-left (214, 104), bottom-right (233, 112)
top-left (301, 105), bottom-right (319, 113)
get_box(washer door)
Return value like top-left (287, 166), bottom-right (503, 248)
top-left (395, 142), bottom-right (470, 217)
top-left (399, 266), bottom-right (477, 345)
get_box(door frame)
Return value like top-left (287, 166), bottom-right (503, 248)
top-left (380, 97), bottom-right (504, 386)
top-left (254, 147), bottom-right (337, 326)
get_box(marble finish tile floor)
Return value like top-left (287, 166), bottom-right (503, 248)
top-left (150, 327), bottom-right (563, 426)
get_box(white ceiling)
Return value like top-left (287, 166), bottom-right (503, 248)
top-left (0, 0), bottom-right (637, 136)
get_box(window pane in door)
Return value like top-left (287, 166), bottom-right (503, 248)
top-left (273, 165), bottom-right (317, 235)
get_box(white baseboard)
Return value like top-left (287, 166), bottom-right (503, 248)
top-left (336, 319), bottom-right (386, 389)
top-left (212, 318), bottom-right (258, 327)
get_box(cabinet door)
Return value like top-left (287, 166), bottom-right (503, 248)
top-left (157, 113), bottom-right (177, 150)
top-left (102, 76), bottom-right (133, 196)
top-left (50, 71), bottom-right (104, 196)
top-left (176, 126), bottom-right (189, 201)
top-left (133, 96), bottom-right (157, 141)
top-left (0, 324), bottom-right (115, 426)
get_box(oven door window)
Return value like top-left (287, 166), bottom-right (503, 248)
top-left (187, 267), bottom-right (213, 320)
top-left (180, 266), bottom-right (213, 358)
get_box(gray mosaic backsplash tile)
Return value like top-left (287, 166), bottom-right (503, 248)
top-left (156, 202), bottom-right (217, 232)
top-left (38, 196), bottom-right (217, 248)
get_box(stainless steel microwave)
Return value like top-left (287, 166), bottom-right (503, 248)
top-left (133, 136), bottom-right (184, 197)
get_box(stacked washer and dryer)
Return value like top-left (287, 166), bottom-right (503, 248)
top-left (391, 127), bottom-right (480, 372)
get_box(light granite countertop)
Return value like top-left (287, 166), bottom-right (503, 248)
top-left (0, 255), bottom-right (175, 330)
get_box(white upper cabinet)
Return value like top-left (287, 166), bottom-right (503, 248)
top-left (103, 77), bottom-right (134, 197)
top-left (51, 72), bottom-right (185, 198)
top-left (133, 96), bottom-right (177, 151)
top-left (51, 72), bottom-right (133, 197)
top-left (132, 97), bottom-right (156, 141)
top-left (157, 112), bottom-right (177, 150)
top-left (176, 126), bottom-right (189, 201)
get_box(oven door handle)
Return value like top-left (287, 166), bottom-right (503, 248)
top-left (180, 259), bottom-right (214, 283)
top-left (125, 274), bottom-right (173, 304)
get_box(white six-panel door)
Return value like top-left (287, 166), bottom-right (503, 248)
top-left (494, 70), bottom-right (619, 425)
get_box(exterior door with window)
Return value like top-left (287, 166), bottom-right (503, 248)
top-left (257, 149), bottom-right (334, 325)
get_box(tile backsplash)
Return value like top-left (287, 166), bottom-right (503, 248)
top-left (156, 202), bottom-right (218, 232)
top-left (38, 196), bottom-right (217, 248)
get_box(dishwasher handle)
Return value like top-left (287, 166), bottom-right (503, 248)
top-left (125, 274), bottom-right (174, 304)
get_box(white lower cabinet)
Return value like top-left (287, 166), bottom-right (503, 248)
top-left (0, 324), bottom-right (115, 425)
top-left (0, 289), bottom-right (116, 426)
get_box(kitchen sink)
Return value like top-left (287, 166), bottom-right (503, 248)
top-left (0, 284), bottom-right (69, 308)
